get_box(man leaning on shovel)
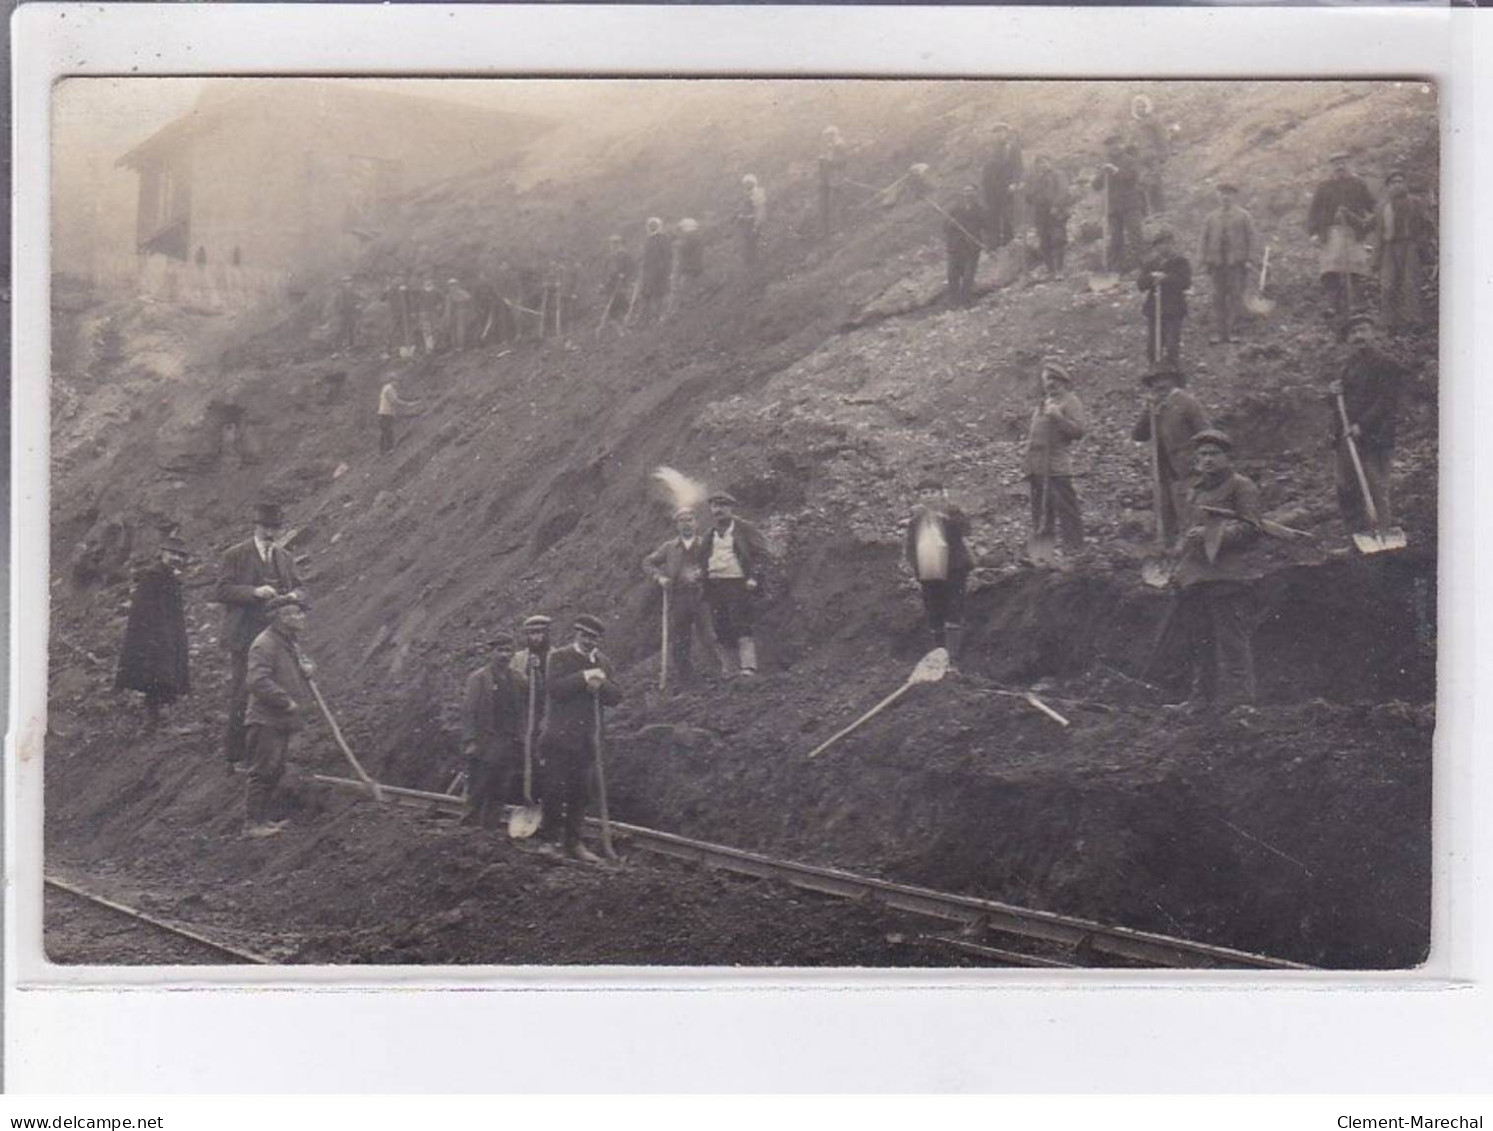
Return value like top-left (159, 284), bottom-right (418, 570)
top-left (538, 615), bottom-right (623, 864)
top-left (1327, 312), bottom-right (1406, 545)
top-left (1024, 358), bottom-right (1087, 566)
top-left (242, 593), bottom-right (316, 838)
top-left (461, 632), bottom-right (525, 830)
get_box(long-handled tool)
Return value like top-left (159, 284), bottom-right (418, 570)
top-left (1245, 244), bottom-right (1275, 315)
top-left (1139, 401), bottom-right (1174, 588)
top-left (1196, 504), bottom-right (1316, 541)
top-left (305, 674), bottom-right (385, 803)
top-left (1088, 169), bottom-right (1120, 292)
top-left (1334, 393), bottom-right (1407, 554)
top-left (1026, 440), bottom-right (1058, 568)
top-left (658, 587), bottom-right (671, 692)
top-left (623, 272), bottom-right (643, 328)
top-left (595, 280), bottom-right (622, 338)
top-left (508, 659), bottom-right (543, 839)
top-left (807, 648), bottom-right (950, 759)
top-left (591, 690), bottom-right (618, 861)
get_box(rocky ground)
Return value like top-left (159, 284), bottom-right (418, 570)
top-left (46, 80), bottom-right (1437, 969)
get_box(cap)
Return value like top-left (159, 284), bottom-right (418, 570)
top-left (673, 506), bottom-right (696, 520)
top-left (1217, 182), bottom-right (1239, 195)
top-left (1132, 94), bottom-right (1153, 114)
top-left (254, 502), bottom-right (285, 527)
top-left (1385, 169), bottom-right (1407, 184)
top-left (708, 490), bottom-right (737, 505)
top-left (160, 535), bottom-right (192, 558)
top-left (265, 593), bottom-right (309, 614)
top-left (522, 614), bottom-right (554, 631)
top-left (646, 217), bottom-right (663, 234)
top-left (1142, 367), bottom-right (1185, 387)
top-left (742, 174), bottom-right (758, 187)
top-left (1149, 228), bottom-right (1175, 245)
top-left (488, 631), bottom-right (517, 649)
top-left (1040, 358), bottom-right (1071, 382)
top-left (1192, 428), bottom-right (1233, 452)
top-left (1340, 312), bottom-right (1377, 339)
top-left (573, 614), bottom-right (606, 637)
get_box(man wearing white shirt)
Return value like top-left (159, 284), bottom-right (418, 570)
top-left (701, 491), bottom-right (769, 678)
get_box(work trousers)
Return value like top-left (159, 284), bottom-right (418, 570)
top-left (1028, 474), bottom-right (1084, 550)
top-left (946, 245), bottom-right (981, 307)
top-left (705, 578), bottom-right (756, 650)
top-left (1176, 582), bottom-right (1256, 708)
top-left (379, 414), bottom-right (395, 452)
top-left (1107, 208), bottom-right (1143, 272)
top-left (1156, 476), bottom-right (1194, 544)
top-left (1032, 207), bottom-right (1067, 274)
top-left (225, 647), bottom-right (252, 765)
top-left (1146, 312), bottom-right (1185, 368)
top-left (665, 584), bottom-right (710, 688)
top-left (540, 739), bottom-right (591, 848)
top-left (244, 723), bottom-right (291, 824)
top-left (1142, 176), bottom-right (1165, 216)
top-left (1378, 243), bottom-right (1423, 332)
top-left (918, 575), bottom-right (968, 647)
top-left (1335, 440), bottom-right (1393, 530)
top-left (1321, 272), bottom-right (1367, 321)
top-left (819, 180), bottom-right (839, 239)
top-left (739, 221), bottom-right (759, 268)
top-left (467, 750), bottom-right (521, 829)
top-left (1209, 264), bottom-right (1247, 341)
top-left (985, 193), bottom-right (1015, 248)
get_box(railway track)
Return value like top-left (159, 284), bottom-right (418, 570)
top-left (312, 773), bottom-right (1312, 971)
top-left (44, 875), bottom-right (274, 966)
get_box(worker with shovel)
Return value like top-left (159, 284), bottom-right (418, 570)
top-left (460, 633), bottom-right (526, 830)
top-left (1137, 229), bottom-right (1192, 369)
top-left (943, 185), bottom-right (987, 309)
top-left (1164, 430), bottom-right (1261, 716)
top-left (539, 615), bottom-right (624, 864)
top-left (1327, 313), bottom-right (1407, 546)
top-left (1199, 183), bottom-right (1257, 345)
top-left (702, 491), bottom-right (770, 678)
top-left (981, 122), bottom-right (1024, 248)
top-left (1132, 367), bottom-right (1212, 545)
top-left (643, 507), bottom-right (710, 690)
top-left (242, 594), bottom-right (316, 837)
top-left (1308, 152), bottom-right (1376, 324)
top-left (1024, 359), bottom-right (1088, 567)
top-left (904, 477), bottom-right (972, 663)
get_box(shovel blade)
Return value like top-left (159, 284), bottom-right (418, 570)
top-left (1087, 273), bottom-right (1120, 294)
top-left (507, 804), bottom-right (543, 840)
top-left (1141, 558), bottom-right (1174, 589)
top-left (1244, 296), bottom-right (1275, 316)
top-left (1027, 532), bottom-right (1058, 568)
top-left (908, 647), bottom-right (951, 684)
top-left (1352, 527), bottom-right (1408, 554)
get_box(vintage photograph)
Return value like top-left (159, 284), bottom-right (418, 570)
top-left (45, 77), bottom-right (1438, 970)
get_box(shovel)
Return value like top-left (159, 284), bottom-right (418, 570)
top-left (808, 648), bottom-right (950, 759)
top-left (1087, 170), bottom-right (1121, 293)
top-left (1026, 445), bottom-right (1058, 568)
top-left (1335, 393), bottom-right (1407, 554)
top-left (1139, 386), bottom-right (1172, 587)
top-left (592, 689), bottom-right (619, 861)
top-left (1196, 505), bottom-right (1315, 541)
top-left (1245, 244), bottom-right (1275, 316)
top-left (507, 660), bottom-right (543, 839)
top-left (658, 586), bottom-right (670, 692)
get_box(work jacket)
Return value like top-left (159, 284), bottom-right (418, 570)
top-left (1308, 174), bottom-right (1375, 240)
top-left (1024, 390), bottom-right (1087, 477)
top-left (1138, 253), bottom-right (1193, 319)
top-left (539, 644), bottom-right (623, 750)
top-left (215, 538), bottom-right (301, 654)
top-left (462, 663), bottom-right (524, 760)
top-left (702, 518), bottom-right (771, 587)
top-left (981, 139), bottom-right (1024, 203)
top-left (1094, 154), bottom-right (1143, 216)
top-left (1132, 388), bottom-right (1211, 482)
top-left (1025, 167), bottom-right (1070, 219)
top-left (904, 505), bottom-right (972, 581)
top-left (244, 625), bottom-right (314, 732)
top-left (643, 535), bottom-right (708, 589)
top-left (1175, 471), bottom-right (1262, 588)
top-left (1330, 345), bottom-right (1406, 451)
top-left (1199, 206), bottom-right (1257, 268)
top-left (641, 233), bottom-right (674, 296)
top-left (945, 201), bottom-right (987, 255)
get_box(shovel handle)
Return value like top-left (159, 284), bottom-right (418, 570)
top-left (1335, 393), bottom-right (1382, 529)
top-left (807, 680), bottom-right (915, 759)
top-left (659, 587), bottom-right (670, 692)
top-left (307, 677), bottom-right (384, 802)
top-left (592, 692), bottom-right (617, 860)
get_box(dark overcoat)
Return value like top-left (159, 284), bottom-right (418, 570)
top-left (115, 561), bottom-right (190, 699)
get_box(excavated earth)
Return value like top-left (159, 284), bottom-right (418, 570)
top-left (46, 80), bottom-right (1437, 969)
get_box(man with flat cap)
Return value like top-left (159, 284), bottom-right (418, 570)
top-left (1025, 359), bottom-right (1088, 561)
top-left (1137, 228), bottom-right (1192, 369)
top-left (1132, 368), bottom-right (1212, 544)
top-left (243, 593), bottom-right (315, 837)
top-left (905, 478), bottom-right (972, 661)
top-left (702, 491), bottom-right (771, 678)
top-left (1308, 152), bottom-right (1376, 323)
top-left (1372, 170), bottom-right (1433, 334)
top-left (462, 633), bottom-right (525, 829)
top-left (1167, 429), bottom-right (1261, 714)
top-left (1327, 313), bottom-right (1406, 537)
top-left (643, 507), bottom-right (711, 689)
top-left (1095, 138), bottom-right (1145, 272)
top-left (511, 614), bottom-right (555, 764)
top-left (981, 123), bottom-right (1024, 248)
top-left (115, 534), bottom-right (193, 734)
top-left (1199, 183), bottom-right (1256, 345)
top-left (944, 185), bottom-right (987, 309)
top-left (539, 615), bottom-right (624, 863)
top-left (216, 502), bottom-right (302, 771)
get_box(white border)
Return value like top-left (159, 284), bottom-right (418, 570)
top-left (10, 3), bottom-right (1491, 1092)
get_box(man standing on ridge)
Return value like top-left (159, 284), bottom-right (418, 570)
top-left (1025, 154), bottom-right (1070, 279)
top-left (461, 632), bottom-right (525, 829)
top-left (1024, 359), bottom-right (1088, 563)
top-left (702, 491), bottom-right (770, 678)
top-left (1199, 183), bottom-right (1256, 345)
top-left (1308, 152), bottom-right (1376, 324)
top-left (905, 477), bottom-right (972, 662)
top-left (981, 122), bottom-right (1023, 248)
top-left (643, 507), bottom-right (711, 689)
top-left (1132, 367), bottom-right (1212, 544)
top-left (242, 594), bottom-right (315, 837)
top-left (1327, 313), bottom-right (1406, 539)
top-left (944, 185), bottom-right (987, 309)
top-left (638, 218), bottom-right (673, 325)
top-left (216, 502), bottom-right (301, 772)
top-left (1138, 228), bottom-right (1192, 368)
top-left (115, 534), bottom-right (193, 734)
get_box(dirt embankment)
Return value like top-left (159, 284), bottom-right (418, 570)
top-left (47, 80), bottom-right (1437, 967)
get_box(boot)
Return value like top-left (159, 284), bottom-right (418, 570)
top-left (738, 637), bottom-right (758, 677)
top-left (567, 841), bottom-right (604, 865)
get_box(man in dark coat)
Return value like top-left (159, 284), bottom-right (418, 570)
top-left (1128, 94), bottom-right (1170, 215)
top-left (637, 218), bottom-right (673, 325)
top-left (1167, 430), bottom-right (1261, 713)
top-left (243, 594), bottom-right (315, 836)
top-left (981, 123), bottom-right (1023, 248)
top-left (1373, 170), bottom-right (1433, 334)
top-left (904, 478), bottom-right (972, 660)
top-left (670, 218), bottom-right (705, 314)
top-left (1025, 360), bottom-right (1088, 558)
top-left (1025, 154), bottom-right (1070, 278)
top-left (1327, 313), bottom-right (1406, 534)
top-left (601, 236), bottom-right (635, 331)
top-left (1094, 139), bottom-right (1145, 272)
top-left (702, 491), bottom-right (771, 677)
top-left (538, 615), bottom-right (624, 863)
top-left (115, 535), bottom-right (192, 732)
top-left (1137, 229), bottom-right (1192, 368)
top-left (1308, 152), bottom-right (1376, 323)
top-left (944, 185), bottom-right (987, 309)
top-left (1199, 183), bottom-right (1257, 344)
top-left (1132, 368), bottom-right (1212, 543)
top-left (510, 613), bottom-right (554, 775)
top-left (461, 633), bottom-right (525, 828)
top-left (643, 507), bottom-right (711, 689)
top-left (216, 502), bottom-right (302, 770)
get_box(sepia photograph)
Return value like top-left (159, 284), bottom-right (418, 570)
top-left (43, 75), bottom-right (1439, 972)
